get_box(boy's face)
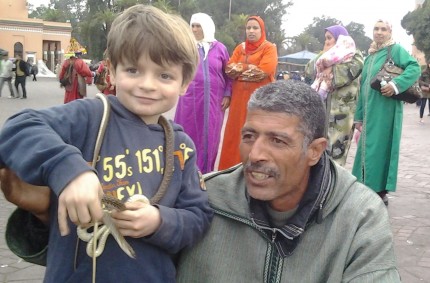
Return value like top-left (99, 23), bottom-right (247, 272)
top-left (109, 54), bottom-right (188, 124)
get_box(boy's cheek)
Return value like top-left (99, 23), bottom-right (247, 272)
top-left (179, 83), bottom-right (190, 96)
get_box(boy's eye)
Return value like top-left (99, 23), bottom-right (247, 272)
top-left (126, 68), bottom-right (138, 74)
top-left (161, 73), bottom-right (171, 80)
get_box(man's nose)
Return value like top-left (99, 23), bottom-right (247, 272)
top-left (247, 139), bottom-right (268, 162)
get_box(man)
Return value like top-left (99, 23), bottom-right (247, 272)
top-left (0, 81), bottom-right (401, 282)
top-left (31, 63), bottom-right (38, 81)
top-left (59, 52), bottom-right (93, 103)
top-left (13, 54), bottom-right (30, 99)
top-left (0, 51), bottom-right (15, 98)
top-left (176, 80), bottom-right (400, 282)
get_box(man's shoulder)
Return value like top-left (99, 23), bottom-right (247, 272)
top-left (326, 163), bottom-right (383, 214)
top-left (204, 165), bottom-right (244, 197)
top-left (204, 164), bottom-right (242, 184)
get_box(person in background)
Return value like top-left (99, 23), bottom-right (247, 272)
top-left (352, 19), bottom-right (421, 205)
top-left (174, 12), bottom-right (232, 174)
top-left (418, 61), bottom-right (430, 123)
top-left (13, 54), bottom-right (30, 99)
top-left (0, 51), bottom-right (15, 98)
top-left (177, 80), bottom-right (401, 283)
top-left (95, 52), bottom-right (116, 95)
top-left (305, 25), bottom-right (363, 166)
top-left (31, 63), bottom-right (38, 81)
top-left (276, 71), bottom-right (290, 80)
top-left (59, 52), bottom-right (93, 103)
top-left (218, 15), bottom-right (277, 170)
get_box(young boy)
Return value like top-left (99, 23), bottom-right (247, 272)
top-left (0, 5), bottom-right (212, 282)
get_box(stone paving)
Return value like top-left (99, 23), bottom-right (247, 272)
top-left (0, 77), bottom-right (429, 282)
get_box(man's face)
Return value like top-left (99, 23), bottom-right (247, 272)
top-left (240, 109), bottom-right (323, 211)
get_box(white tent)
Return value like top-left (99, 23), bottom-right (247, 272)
top-left (278, 50), bottom-right (318, 65)
top-left (36, 59), bottom-right (57, 78)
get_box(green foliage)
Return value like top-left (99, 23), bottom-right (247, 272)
top-left (303, 16), bottom-right (341, 49)
top-left (401, 0), bottom-right (430, 61)
top-left (284, 15), bottom-right (372, 56)
top-left (28, 0), bottom-right (376, 61)
top-left (219, 14), bottom-right (248, 53)
top-left (345, 22), bottom-right (372, 55)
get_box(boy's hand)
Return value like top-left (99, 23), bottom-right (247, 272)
top-left (58, 171), bottom-right (104, 236)
top-left (111, 201), bottom-right (161, 238)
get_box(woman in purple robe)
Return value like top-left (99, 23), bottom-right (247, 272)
top-left (174, 13), bottom-right (232, 173)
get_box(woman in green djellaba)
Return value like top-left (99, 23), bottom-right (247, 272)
top-left (352, 19), bottom-right (421, 205)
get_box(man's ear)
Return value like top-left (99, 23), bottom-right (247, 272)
top-left (306, 137), bottom-right (327, 166)
top-left (106, 59), bottom-right (115, 85)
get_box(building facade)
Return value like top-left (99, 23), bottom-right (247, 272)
top-left (0, 0), bottom-right (71, 71)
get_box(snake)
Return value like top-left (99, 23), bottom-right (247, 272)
top-left (76, 94), bottom-right (175, 261)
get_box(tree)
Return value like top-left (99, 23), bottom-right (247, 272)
top-left (217, 14), bottom-right (249, 53)
top-left (345, 22), bottom-right (372, 55)
top-left (285, 34), bottom-right (319, 55)
top-left (289, 16), bottom-right (371, 55)
top-left (303, 16), bottom-right (341, 49)
top-left (28, 0), bottom-right (371, 62)
top-left (401, 0), bottom-right (430, 61)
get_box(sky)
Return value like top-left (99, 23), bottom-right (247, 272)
top-left (28, 0), bottom-right (418, 52)
top-left (282, 0), bottom-right (417, 52)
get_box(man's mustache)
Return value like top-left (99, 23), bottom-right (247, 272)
top-left (243, 162), bottom-right (279, 179)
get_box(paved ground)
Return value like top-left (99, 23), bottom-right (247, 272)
top-left (0, 77), bottom-right (429, 282)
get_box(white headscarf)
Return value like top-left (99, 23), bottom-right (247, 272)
top-left (368, 19), bottom-right (395, 54)
top-left (190, 13), bottom-right (216, 60)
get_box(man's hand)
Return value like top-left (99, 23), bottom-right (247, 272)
top-left (221, 97), bottom-right (231, 111)
top-left (0, 168), bottom-right (50, 224)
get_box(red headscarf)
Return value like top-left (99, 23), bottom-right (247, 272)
top-left (245, 16), bottom-right (266, 55)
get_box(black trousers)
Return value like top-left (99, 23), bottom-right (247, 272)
top-left (14, 76), bottom-right (27, 98)
top-left (419, 98), bottom-right (430, 118)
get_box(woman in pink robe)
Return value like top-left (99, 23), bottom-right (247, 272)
top-left (174, 13), bottom-right (232, 173)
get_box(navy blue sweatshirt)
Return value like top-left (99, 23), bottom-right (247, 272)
top-left (0, 96), bottom-right (213, 282)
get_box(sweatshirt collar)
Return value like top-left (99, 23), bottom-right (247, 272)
top-left (249, 151), bottom-right (333, 258)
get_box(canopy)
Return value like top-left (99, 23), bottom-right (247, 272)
top-left (65, 37), bottom-right (87, 55)
top-left (278, 50), bottom-right (318, 65)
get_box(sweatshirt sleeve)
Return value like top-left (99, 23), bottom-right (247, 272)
top-left (0, 99), bottom-right (103, 196)
top-left (143, 133), bottom-right (213, 254)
